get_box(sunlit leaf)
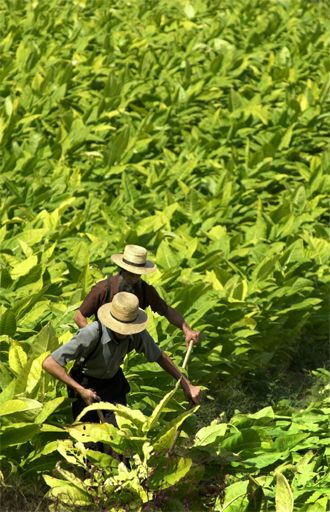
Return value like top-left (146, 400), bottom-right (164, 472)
top-left (10, 255), bottom-right (38, 279)
top-left (275, 473), bottom-right (294, 512)
top-left (8, 342), bottom-right (27, 375)
top-left (0, 309), bottom-right (16, 336)
top-left (0, 423), bottom-right (41, 448)
top-left (149, 456), bottom-right (192, 490)
top-left (0, 398), bottom-right (42, 417)
top-left (34, 397), bottom-right (66, 424)
top-left (194, 423), bottom-right (227, 447)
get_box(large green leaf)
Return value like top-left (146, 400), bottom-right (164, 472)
top-left (66, 422), bottom-right (121, 446)
top-left (215, 480), bottom-right (249, 512)
top-left (144, 386), bottom-right (178, 432)
top-left (8, 343), bottom-right (27, 375)
top-left (153, 425), bottom-right (178, 452)
top-left (25, 351), bottom-right (49, 395)
top-left (0, 362), bottom-right (13, 391)
top-left (149, 456), bottom-right (192, 490)
top-left (10, 255), bottom-right (38, 279)
top-left (44, 475), bottom-right (92, 506)
top-left (275, 473), bottom-right (294, 512)
top-left (0, 398), bottom-right (42, 417)
top-left (194, 422), bottom-right (227, 447)
top-left (0, 309), bottom-right (16, 336)
top-left (35, 397), bottom-right (66, 424)
top-left (0, 423), bottom-right (41, 448)
top-left (244, 451), bottom-right (290, 469)
top-left (29, 323), bottom-right (59, 358)
top-left (75, 401), bottom-right (146, 428)
top-left (0, 379), bottom-right (16, 404)
top-left (0, 0), bottom-right (329, 505)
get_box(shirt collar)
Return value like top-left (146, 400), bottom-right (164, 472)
top-left (106, 328), bottom-right (131, 345)
top-left (99, 326), bottom-right (112, 344)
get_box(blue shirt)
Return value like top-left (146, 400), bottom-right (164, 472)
top-left (51, 321), bottom-right (162, 379)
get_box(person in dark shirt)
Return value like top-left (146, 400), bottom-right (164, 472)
top-left (74, 244), bottom-right (200, 346)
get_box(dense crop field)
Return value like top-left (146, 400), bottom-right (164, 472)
top-left (0, 0), bottom-right (329, 510)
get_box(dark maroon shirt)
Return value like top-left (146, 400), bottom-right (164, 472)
top-left (79, 274), bottom-right (168, 319)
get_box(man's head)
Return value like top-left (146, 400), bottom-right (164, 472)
top-left (97, 291), bottom-right (148, 336)
top-left (120, 268), bottom-right (141, 287)
top-left (111, 245), bottom-right (156, 277)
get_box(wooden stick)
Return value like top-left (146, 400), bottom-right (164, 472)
top-left (182, 340), bottom-right (194, 370)
top-left (168, 340), bottom-right (195, 454)
top-left (97, 409), bottom-right (106, 423)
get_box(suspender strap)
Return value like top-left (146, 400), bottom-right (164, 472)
top-left (109, 274), bottom-right (120, 302)
top-left (105, 275), bottom-right (112, 303)
top-left (76, 319), bottom-right (103, 369)
top-left (105, 274), bottom-right (120, 303)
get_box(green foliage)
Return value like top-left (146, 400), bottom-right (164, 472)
top-left (44, 391), bottom-right (196, 510)
top-left (0, 0), bottom-right (329, 509)
top-left (194, 383), bottom-right (330, 511)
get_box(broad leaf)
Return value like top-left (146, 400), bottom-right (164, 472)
top-left (275, 473), bottom-right (294, 512)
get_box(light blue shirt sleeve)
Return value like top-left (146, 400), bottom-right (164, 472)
top-left (51, 322), bottom-right (100, 367)
top-left (131, 330), bottom-right (162, 362)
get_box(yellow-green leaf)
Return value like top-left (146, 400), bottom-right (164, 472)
top-left (275, 473), bottom-right (294, 512)
top-left (8, 342), bottom-right (27, 375)
top-left (0, 398), bottom-right (42, 417)
top-left (10, 255), bottom-right (38, 279)
top-left (35, 397), bottom-right (66, 424)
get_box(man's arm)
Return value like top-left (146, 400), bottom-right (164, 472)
top-left (74, 279), bottom-right (109, 328)
top-left (74, 309), bottom-right (88, 328)
top-left (146, 284), bottom-right (200, 346)
top-left (164, 306), bottom-right (200, 346)
top-left (156, 351), bottom-right (201, 404)
top-left (42, 355), bottom-right (99, 405)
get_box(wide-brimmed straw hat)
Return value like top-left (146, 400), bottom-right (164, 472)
top-left (111, 244), bottom-right (156, 275)
top-left (97, 292), bottom-right (148, 335)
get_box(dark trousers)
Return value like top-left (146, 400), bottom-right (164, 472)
top-left (68, 368), bottom-right (131, 464)
top-left (68, 367), bottom-right (130, 426)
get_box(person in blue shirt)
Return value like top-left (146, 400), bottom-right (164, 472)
top-left (43, 292), bottom-right (201, 424)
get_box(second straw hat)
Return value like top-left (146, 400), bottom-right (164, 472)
top-left (111, 244), bottom-right (156, 275)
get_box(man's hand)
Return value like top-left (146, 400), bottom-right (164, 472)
top-left (156, 351), bottom-right (201, 405)
top-left (184, 383), bottom-right (201, 405)
top-left (79, 387), bottom-right (100, 405)
top-left (164, 307), bottom-right (200, 345)
top-left (183, 326), bottom-right (200, 346)
top-left (74, 310), bottom-right (88, 328)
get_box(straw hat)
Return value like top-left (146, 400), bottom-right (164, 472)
top-left (111, 245), bottom-right (156, 275)
top-left (97, 292), bottom-right (148, 335)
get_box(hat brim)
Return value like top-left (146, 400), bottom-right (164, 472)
top-left (97, 303), bottom-right (148, 335)
top-left (111, 254), bottom-right (156, 275)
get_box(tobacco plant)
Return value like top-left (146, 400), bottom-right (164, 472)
top-left (0, 0), bottom-right (329, 509)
